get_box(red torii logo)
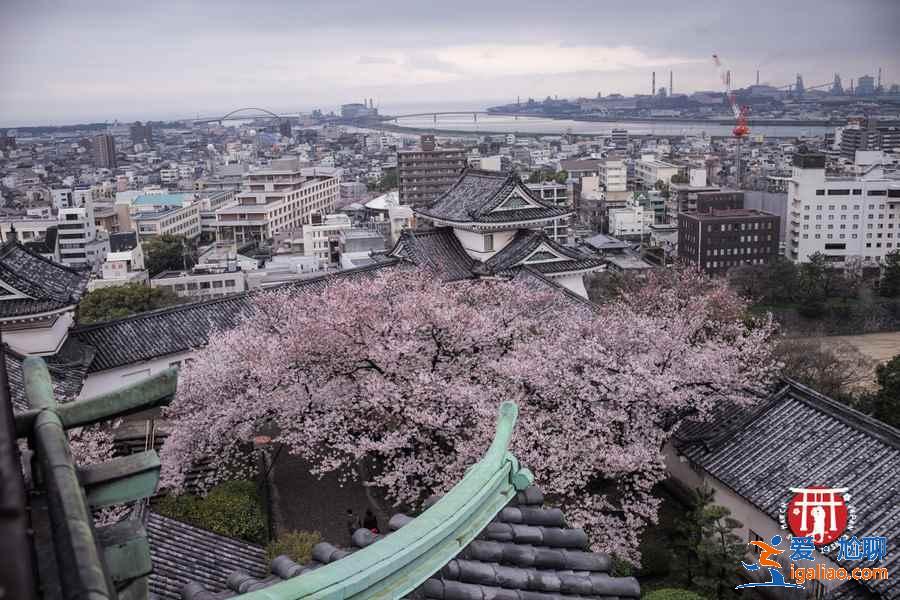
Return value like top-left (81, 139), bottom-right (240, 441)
top-left (787, 487), bottom-right (849, 546)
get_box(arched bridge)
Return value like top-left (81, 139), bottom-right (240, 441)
top-left (194, 107), bottom-right (284, 125)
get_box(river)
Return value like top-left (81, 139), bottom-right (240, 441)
top-left (388, 113), bottom-right (832, 138)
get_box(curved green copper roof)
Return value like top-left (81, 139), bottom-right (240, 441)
top-left (236, 401), bottom-right (534, 600)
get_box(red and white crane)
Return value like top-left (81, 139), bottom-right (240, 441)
top-left (712, 54), bottom-right (749, 186)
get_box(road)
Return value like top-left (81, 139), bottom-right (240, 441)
top-left (817, 332), bottom-right (900, 363)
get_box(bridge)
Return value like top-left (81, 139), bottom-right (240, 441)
top-left (193, 107), bottom-right (286, 125)
top-left (189, 107), bottom-right (522, 126)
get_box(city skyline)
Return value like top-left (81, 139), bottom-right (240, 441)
top-left (2, 0), bottom-right (899, 126)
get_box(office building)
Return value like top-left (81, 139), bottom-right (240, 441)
top-left (131, 193), bottom-right (202, 240)
top-left (93, 133), bottom-right (117, 169)
top-left (787, 151), bottom-right (900, 264)
top-left (214, 159), bottom-right (340, 244)
top-left (678, 208), bottom-right (780, 274)
top-left (397, 135), bottom-right (466, 208)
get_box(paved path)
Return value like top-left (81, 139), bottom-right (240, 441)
top-left (812, 332), bottom-right (900, 363)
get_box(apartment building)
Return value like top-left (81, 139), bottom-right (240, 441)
top-left (302, 213), bottom-right (352, 266)
top-left (397, 135), bottom-right (466, 208)
top-left (214, 158), bottom-right (340, 244)
top-left (788, 151), bottom-right (900, 263)
top-left (636, 155), bottom-right (680, 188)
top-left (526, 182), bottom-right (572, 245)
top-left (840, 118), bottom-right (900, 159)
top-left (57, 206), bottom-right (108, 268)
top-left (93, 133), bottom-right (117, 169)
top-left (599, 157), bottom-right (627, 192)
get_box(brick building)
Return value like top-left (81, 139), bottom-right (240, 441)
top-left (397, 135), bottom-right (466, 208)
top-left (678, 208), bottom-right (780, 274)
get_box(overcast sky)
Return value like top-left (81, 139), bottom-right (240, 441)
top-left (2, 0), bottom-right (898, 126)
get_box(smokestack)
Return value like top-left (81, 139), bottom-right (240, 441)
top-left (652, 71), bottom-right (656, 96)
top-left (669, 71), bottom-right (673, 95)
top-left (878, 67), bottom-right (882, 89)
top-left (756, 70), bottom-right (760, 86)
top-left (726, 70), bottom-right (731, 88)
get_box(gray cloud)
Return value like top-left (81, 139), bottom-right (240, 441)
top-left (358, 56), bottom-right (396, 64)
top-left (0, 0), bottom-right (898, 125)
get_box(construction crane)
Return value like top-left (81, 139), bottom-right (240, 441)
top-left (712, 54), bottom-right (750, 187)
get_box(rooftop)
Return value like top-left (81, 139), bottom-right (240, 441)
top-left (416, 169), bottom-right (570, 226)
top-left (674, 380), bottom-right (900, 600)
top-left (134, 193), bottom-right (193, 207)
top-left (686, 208), bottom-right (778, 220)
top-left (0, 241), bottom-right (89, 318)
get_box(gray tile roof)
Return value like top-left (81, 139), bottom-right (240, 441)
top-left (71, 261), bottom-right (400, 373)
top-left (5, 341), bottom-right (94, 412)
top-left (416, 169), bottom-right (569, 225)
top-left (674, 380), bottom-right (900, 600)
top-left (0, 241), bottom-right (88, 318)
top-left (485, 230), bottom-right (601, 275)
top-left (146, 512), bottom-right (268, 600)
top-left (393, 227), bottom-right (604, 282)
top-left (390, 229), bottom-right (476, 282)
top-left (177, 486), bottom-right (640, 600)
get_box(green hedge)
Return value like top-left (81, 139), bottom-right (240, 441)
top-left (644, 588), bottom-right (706, 600)
top-left (156, 480), bottom-right (267, 544)
top-left (266, 530), bottom-right (322, 563)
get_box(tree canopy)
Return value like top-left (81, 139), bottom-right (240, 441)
top-left (161, 268), bottom-right (777, 564)
top-left (143, 234), bottom-right (192, 276)
top-left (77, 283), bottom-right (183, 324)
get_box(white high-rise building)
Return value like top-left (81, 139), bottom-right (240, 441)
top-left (599, 157), bottom-right (627, 192)
top-left (214, 158), bottom-right (340, 244)
top-left (788, 151), bottom-right (900, 264)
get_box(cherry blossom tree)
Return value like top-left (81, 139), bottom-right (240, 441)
top-left (160, 267), bottom-right (778, 563)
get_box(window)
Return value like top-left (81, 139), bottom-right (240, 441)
top-left (868, 190), bottom-right (887, 196)
top-left (853, 189), bottom-right (862, 195)
top-left (484, 233), bottom-right (494, 252)
top-left (828, 190), bottom-right (850, 196)
top-left (815, 190), bottom-right (825, 196)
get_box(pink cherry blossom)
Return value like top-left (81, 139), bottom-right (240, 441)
top-left (160, 267), bottom-right (778, 564)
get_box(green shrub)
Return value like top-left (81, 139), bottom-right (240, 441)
top-left (644, 588), bottom-right (706, 600)
top-left (611, 556), bottom-right (634, 577)
top-left (156, 480), bottom-right (267, 544)
top-left (266, 530), bottom-right (322, 563)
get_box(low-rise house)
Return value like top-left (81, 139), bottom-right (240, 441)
top-left (88, 232), bottom-right (148, 290)
top-left (151, 268), bottom-right (246, 300)
top-left (669, 381), bottom-right (899, 600)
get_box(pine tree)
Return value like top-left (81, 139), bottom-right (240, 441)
top-left (673, 486), bottom-right (746, 599)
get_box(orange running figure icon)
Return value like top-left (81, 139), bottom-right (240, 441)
top-left (736, 535), bottom-right (804, 590)
top-left (748, 539), bottom-right (783, 568)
